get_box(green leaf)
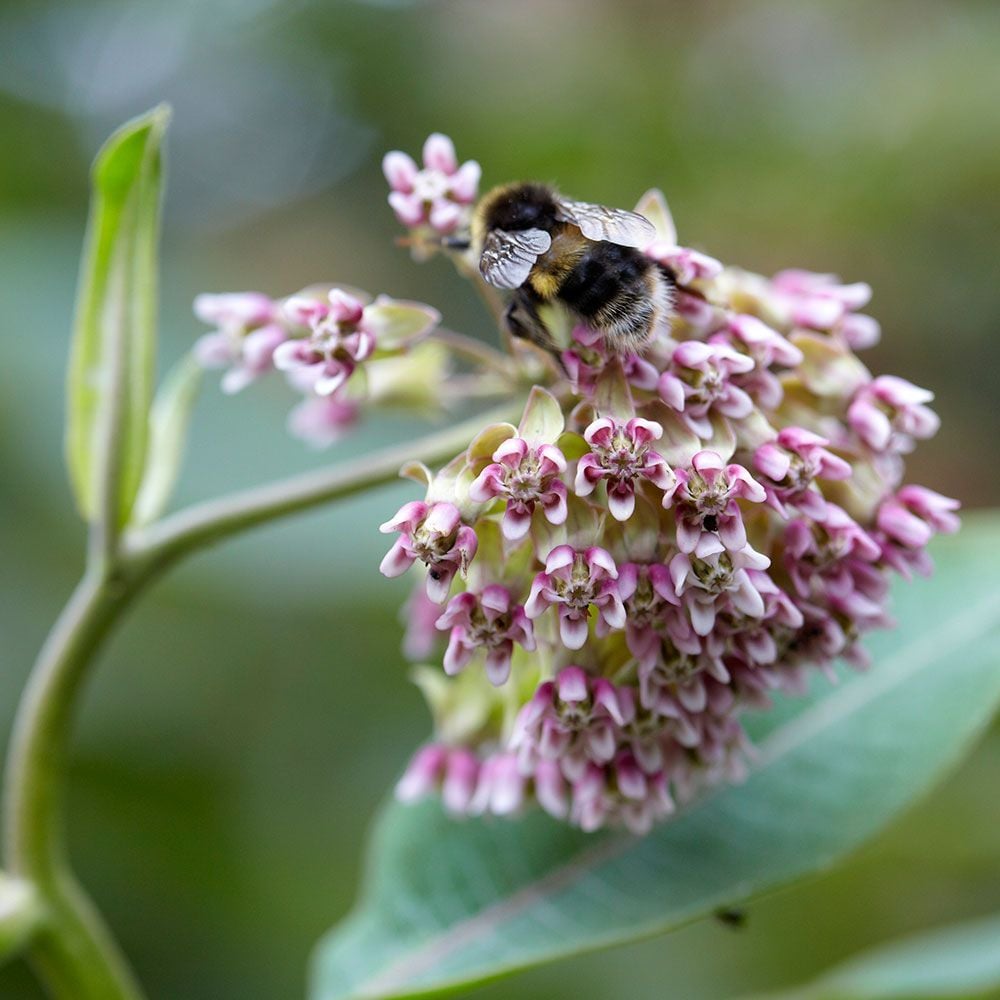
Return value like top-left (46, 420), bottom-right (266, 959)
top-left (0, 874), bottom-right (43, 966)
top-left (131, 353), bottom-right (203, 526)
top-left (754, 911), bottom-right (1000, 999)
top-left (366, 298), bottom-right (440, 353)
top-left (517, 386), bottom-right (564, 444)
top-left (311, 515), bottom-right (1000, 1000)
top-left (633, 187), bottom-right (677, 244)
top-left (65, 104), bottom-right (170, 526)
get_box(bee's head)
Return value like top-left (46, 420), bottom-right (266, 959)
top-left (475, 182), bottom-right (560, 237)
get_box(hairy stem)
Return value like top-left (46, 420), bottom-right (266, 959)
top-left (4, 401), bottom-right (521, 997)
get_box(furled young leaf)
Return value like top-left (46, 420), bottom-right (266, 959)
top-left (65, 104), bottom-right (170, 525)
top-left (754, 911), bottom-right (1000, 999)
top-left (310, 515), bottom-right (1000, 1000)
top-left (131, 353), bottom-right (203, 526)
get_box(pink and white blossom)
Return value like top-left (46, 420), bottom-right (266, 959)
top-left (848, 375), bottom-right (941, 453)
top-left (468, 437), bottom-right (568, 541)
top-left (193, 291), bottom-right (286, 394)
top-left (575, 417), bottom-right (675, 520)
top-left (379, 501), bottom-right (478, 603)
top-left (754, 427), bottom-right (852, 518)
top-left (383, 133), bottom-right (481, 234)
top-left (435, 585), bottom-right (535, 686)
top-left (525, 546), bottom-right (625, 650)
top-left (658, 341), bottom-right (756, 438)
top-left (666, 450), bottom-right (766, 553)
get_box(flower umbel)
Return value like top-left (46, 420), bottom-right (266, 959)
top-left (195, 133), bottom-right (958, 835)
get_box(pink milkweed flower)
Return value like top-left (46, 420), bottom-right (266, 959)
top-left (770, 268), bottom-right (873, 331)
top-left (395, 744), bottom-right (481, 814)
top-left (435, 585), bottom-right (535, 686)
top-left (877, 486), bottom-right (960, 550)
top-left (525, 546), bottom-right (626, 650)
top-left (669, 534), bottom-right (771, 637)
top-left (285, 394), bottom-right (359, 448)
top-left (754, 427), bottom-right (852, 519)
top-left (576, 417), bottom-right (675, 520)
top-left (708, 569), bottom-right (805, 668)
top-left (383, 133), bottom-right (481, 234)
top-left (709, 313), bottom-right (804, 409)
top-left (559, 326), bottom-right (661, 397)
top-left (512, 667), bottom-right (630, 781)
top-left (847, 375), bottom-right (941, 454)
top-left (571, 752), bottom-right (675, 834)
top-left (637, 647), bottom-right (731, 720)
top-left (658, 341), bottom-right (756, 438)
top-left (837, 312), bottom-right (881, 350)
top-left (274, 289), bottom-right (375, 397)
top-left (470, 752), bottom-right (526, 816)
top-left (379, 501), bottom-right (478, 603)
top-left (193, 291), bottom-right (287, 394)
top-left (468, 437), bottom-right (568, 541)
top-left (666, 450), bottom-right (767, 553)
top-left (401, 582), bottom-right (444, 660)
top-left (783, 504), bottom-right (882, 606)
top-left (617, 563), bottom-right (685, 670)
top-left (647, 244), bottom-right (724, 287)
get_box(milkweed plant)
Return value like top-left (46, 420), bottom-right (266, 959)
top-left (5, 106), bottom-right (994, 1000)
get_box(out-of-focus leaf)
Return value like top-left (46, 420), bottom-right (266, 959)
top-left (310, 516), bottom-right (1000, 1000)
top-left (131, 353), bottom-right (203, 526)
top-left (65, 104), bottom-right (170, 525)
top-left (753, 911), bottom-right (1000, 999)
top-left (0, 875), bottom-right (42, 967)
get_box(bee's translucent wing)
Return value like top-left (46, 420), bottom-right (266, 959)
top-left (555, 198), bottom-right (656, 248)
top-left (479, 228), bottom-right (551, 289)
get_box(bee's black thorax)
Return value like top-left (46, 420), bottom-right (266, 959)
top-left (556, 242), bottom-right (674, 353)
top-left (479, 182), bottom-right (560, 233)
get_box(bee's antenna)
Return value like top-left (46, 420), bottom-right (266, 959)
top-left (441, 235), bottom-right (471, 251)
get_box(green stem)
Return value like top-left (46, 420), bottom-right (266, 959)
top-left (3, 571), bottom-right (147, 999)
top-left (3, 401), bottom-right (522, 998)
top-left (124, 402), bottom-right (521, 573)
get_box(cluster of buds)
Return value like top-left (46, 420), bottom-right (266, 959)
top-left (380, 136), bottom-right (959, 834)
top-left (193, 285), bottom-right (442, 446)
top-left (193, 133), bottom-right (958, 835)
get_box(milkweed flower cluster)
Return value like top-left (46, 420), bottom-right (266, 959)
top-left (193, 133), bottom-right (959, 835)
top-left (379, 136), bottom-right (959, 834)
top-left (193, 286), bottom-right (442, 446)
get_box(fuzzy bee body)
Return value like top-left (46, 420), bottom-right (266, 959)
top-left (471, 182), bottom-right (674, 359)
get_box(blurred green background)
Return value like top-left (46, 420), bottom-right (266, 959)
top-left (2, 1), bottom-right (999, 997)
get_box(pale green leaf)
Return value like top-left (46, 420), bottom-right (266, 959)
top-left (311, 515), bottom-right (1000, 1000)
top-left (65, 104), bottom-right (170, 525)
top-left (754, 911), bottom-right (1000, 999)
top-left (517, 386), bottom-right (564, 444)
top-left (366, 298), bottom-right (440, 352)
top-left (131, 353), bottom-right (203, 526)
top-left (633, 187), bottom-right (677, 244)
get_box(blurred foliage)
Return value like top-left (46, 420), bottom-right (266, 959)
top-left (1, 1), bottom-right (998, 997)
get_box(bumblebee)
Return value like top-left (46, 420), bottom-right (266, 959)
top-left (470, 182), bottom-right (675, 359)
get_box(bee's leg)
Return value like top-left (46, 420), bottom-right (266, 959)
top-left (503, 289), bottom-right (566, 371)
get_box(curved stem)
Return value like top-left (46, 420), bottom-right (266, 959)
top-left (125, 401), bottom-right (522, 574)
top-left (4, 401), bottom-right (522, 998)
top-left (3, 572), bottom-right (147, 999)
